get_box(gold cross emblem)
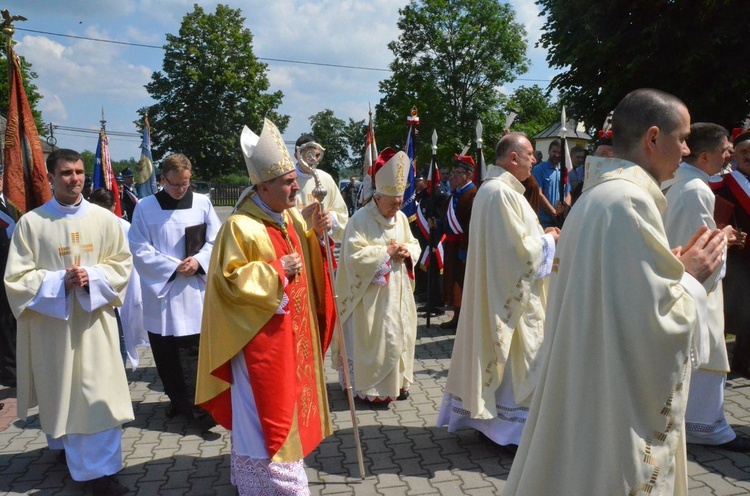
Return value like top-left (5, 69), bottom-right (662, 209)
top-left (58, 232), bottom-right (94, 266)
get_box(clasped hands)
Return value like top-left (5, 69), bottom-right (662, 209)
top-left (176, 256), bottom-right (199, 276)
top-left (673, 225), bottom-right (727, 283)
top-left (387, 242), bottom-right (410, 263)
top-left (64, 266), bottom-right (89, 291)
top-left (280, 253), bottom-right (303, 279)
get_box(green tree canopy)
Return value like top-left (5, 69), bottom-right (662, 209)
top-left (375, 0), bottom-right (529, 168)
top-left (305, 110), bottom-right (367, 182)
top-left (308, 110), bottom-right (348, 182)
top-left (145, 3), bottom-right (288, 180)
top-left (506, 85), bottom-right (559, 140)
top-left (1, 46), bottom-right (45, 133)
top-left (538, 0), bottom-right (750, 131)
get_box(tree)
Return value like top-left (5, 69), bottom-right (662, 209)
top-left (80, 149), bottom-right (95, 177)
top-left (506, 85), bottom-right (559, 140)
top-left (304, 110), bottom-right (367, 182)
top-left (376, 0), bottom-right (528, 168)
top-left (1, 46), bottom-right (45, 133)
top-left (537, 0), bottom-right (750, 131)
top-left (145, 4), bottom-right (288, 180)
top-left (308, 110), bottom-right (348, 182)
top-left (342, 118), bottom-right (367, 172)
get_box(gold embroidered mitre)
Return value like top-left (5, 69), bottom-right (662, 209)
top-left (375, 150), bottom-right (408, 196)
top-left (240, 118), bottom-right (295, 184)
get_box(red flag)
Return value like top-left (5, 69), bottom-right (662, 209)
top-left (3, 54), bottom-right (51, 213)
top-left (359, 109), bottom-right (378, 205)
top-left (94, 131), bottom-right (123, 217)
top-left (427, 155), bottom-right (440, 195)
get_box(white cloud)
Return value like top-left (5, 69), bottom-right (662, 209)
top-left (39, 94), bottom-right (68, 121)
top-left (14, 0), bottom-right (557, 160)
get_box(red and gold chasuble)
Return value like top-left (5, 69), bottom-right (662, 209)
top-left (241, 217), bottom-right (323, 457)
top-left (197, 198), bottom-right (337, 462)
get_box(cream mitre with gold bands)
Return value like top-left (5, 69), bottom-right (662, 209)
top-left (240, 118), bottom-right (295, 184)
top-left (375, 150), bottom-right (409, 196)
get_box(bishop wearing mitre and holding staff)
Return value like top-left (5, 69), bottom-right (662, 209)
top-left (333, 148), bottom-right (421, 404)
top-left (196, 119), bottom-right (337, 495)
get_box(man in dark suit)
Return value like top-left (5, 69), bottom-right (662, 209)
top-left (440, 155), bottom-right (477, 329)
top-left (0, 165), bottom-right (19, 387)
top-left (120, 167), bottom-right (139, 221)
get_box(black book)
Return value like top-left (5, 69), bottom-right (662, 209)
top-left (185, 223), bottom-right (207, 258)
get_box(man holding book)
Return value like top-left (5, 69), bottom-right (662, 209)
top-left (129, 153), bottom-right (220, 422)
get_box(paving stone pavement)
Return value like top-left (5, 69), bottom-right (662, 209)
top-left (2, 310), bottom-right (750, 495)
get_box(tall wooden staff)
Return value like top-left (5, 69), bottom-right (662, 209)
top-left (296, 141), bottom-right (366, 481)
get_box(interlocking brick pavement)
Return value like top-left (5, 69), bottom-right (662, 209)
top-left (2, 309), bottom-right (750, 494)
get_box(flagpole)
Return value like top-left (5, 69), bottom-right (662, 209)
top-left (475, 120), bottom-right (484, 186)
top-left (426, 129), bottom-right (438, 328)
top-left (558, 107), bottom-right (568, 228)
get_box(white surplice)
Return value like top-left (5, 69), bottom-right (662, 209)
top-left (128, 193), bottom-right (220, 336)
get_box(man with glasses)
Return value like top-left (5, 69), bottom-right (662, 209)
top-left (439, 155), bottom-right (477, 329)
top-left (129, 153), bottom-right (220, 425)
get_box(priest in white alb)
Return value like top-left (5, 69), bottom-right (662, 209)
top-left (4, 149), bottom-right (133, 495)
top-left (505, 89), bottom-right (727, 496)
top-left (662, 122), bottom-right (750, 451)
top-left (437, 133), bottom-right (558, 449)
top-left (129, 153), bottom-right (221, 420)
top-left (334, 148), bottom-right (421, 403)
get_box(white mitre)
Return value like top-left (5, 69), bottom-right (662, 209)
top-left (240, 118), bottom-right (295, 184)
top-left (375, 150), bottom-right (409, 196)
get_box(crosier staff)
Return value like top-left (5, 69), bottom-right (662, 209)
top-left (296, 141), bottom-right (367, 481)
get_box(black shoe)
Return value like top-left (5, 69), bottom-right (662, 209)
top-left (417, 305), bottom-right (434, 312)
top-left (439, 318), bottom-right (458, 329)
top-left (396, 388), bottom-right (410, 401)
top-left (714, 437), bottom-right (750, 452)
top-left (89, 475), bottom-right (128, 495)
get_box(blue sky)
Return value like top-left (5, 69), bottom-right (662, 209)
top-left (10, 0), bottom-right (559, 163)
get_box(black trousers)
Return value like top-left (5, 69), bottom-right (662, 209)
top-left (147, 332), bottom-right (201, 416)
top-left (0, 310), bottom-right (17, 386)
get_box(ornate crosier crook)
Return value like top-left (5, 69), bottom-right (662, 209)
top-left (296, 141), bottom-right (366, 480)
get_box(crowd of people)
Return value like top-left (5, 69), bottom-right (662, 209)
top-left (3, 87), bottom-right (750, 495)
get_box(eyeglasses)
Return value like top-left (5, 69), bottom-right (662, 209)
top-left (450, 169), bottom-right (468, 176)
top-left (164, 176), bottom-right (191, 190)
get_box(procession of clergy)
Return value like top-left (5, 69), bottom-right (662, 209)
top-left (6, 87), bottom-right (750, 495)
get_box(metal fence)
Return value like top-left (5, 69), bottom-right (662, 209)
top-left (211, 184), bottom-right (247, 206)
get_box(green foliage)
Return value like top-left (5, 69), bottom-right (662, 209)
top-left (308, 110), bottom-right (348, 182)
top-left (537, 0), bottom-right (750, 130)
top-left (305, 110), bottom-right (367, 182)
top-left (80, 150), bottom-right (95, 177)
top-left (211, 172), bottom-right (251, 186)
top-left (144, 4), bottom-right (289, 180)
top-left (506, 85), bottom-right (559, 140)
top-left (375, 0), bottom-right (529, 169)
top-left (0, 46), bottom-right (45, 134)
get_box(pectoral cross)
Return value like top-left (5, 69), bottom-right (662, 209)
top-left (58, 232), bottom-right (94, 266)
